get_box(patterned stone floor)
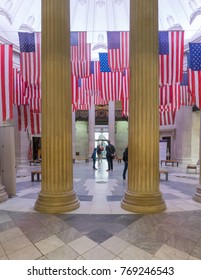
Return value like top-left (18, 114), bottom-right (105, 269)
top-left (0, 159), bottom-right (201, 260)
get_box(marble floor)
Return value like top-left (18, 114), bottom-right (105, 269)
top-left (0, 159), bottom-right (201, 260)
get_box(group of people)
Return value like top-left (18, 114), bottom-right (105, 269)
top-left (91, 140), bottom-right (128, 180)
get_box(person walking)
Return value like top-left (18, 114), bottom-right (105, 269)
top-left (105, 140), bottom-right (115, 171)
top-left (91, 148), bottom-right (97, 170)
top-left (97, 144), bottom-right (103, 163)
top-left (123, 145), bottom-right (128, 180)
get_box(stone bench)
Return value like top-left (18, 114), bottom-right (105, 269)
top-left (161, 160), bottom-right (179, 167)
top-left (186, 164), bottom-right (197, 174)
top-left (73, 156), bottom-right (89, 163)
top-left (159, 169), bottom-right (168, 181)
top-left (30, 159), bottom-right (41, 166)
top-left (31, 171), bottom-right (42, 182)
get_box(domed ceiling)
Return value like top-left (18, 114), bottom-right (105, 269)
top-left (0, 0), bottom-right (201, 53)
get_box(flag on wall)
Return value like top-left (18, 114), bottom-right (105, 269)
top-left (0, 44), bottom-right (13, 124)
top-left (159, 31), bottom-right (184, 85)
top-left (107, 31), bottom-right (129, 71)
top-left (18, 32), bottom-right (41, 86)
top-left (188, 42), bottom-right (201, 108)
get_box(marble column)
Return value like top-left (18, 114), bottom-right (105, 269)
top-left (35, 0), bottom-right (80, 213)
top-left (72, 111), bottom-right (76, 159)
top-left (88, 98), bottom-right (95, 155)
top-left (121, 0), bottom-right (166, 213)
top-left (108, 101), bottom-right (115, 145)
top-left (0, 174), bottom-right (8, 203)
top-left (193, 112), bottom-right (201, 203)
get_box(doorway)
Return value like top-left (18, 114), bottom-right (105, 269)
top-left (95, 126), bottom-right (109, 158)
top-left (162, 136), bottom-right (171, 159)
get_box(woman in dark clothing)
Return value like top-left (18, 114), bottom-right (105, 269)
top-left (91, 148), bottom-right (97, 170)
top-left (105, 140), bottom-right (115, 171)
top-left (123, 145), bottom-right (128, 180)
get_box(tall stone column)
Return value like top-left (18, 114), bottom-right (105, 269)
top-left (72, 111), bottom-right (76, 159)
top-left (88, 99), bottom-right (95, 155)
top-left (108, 101), bottom-right (115, 145)
top-left (121, 0), bottom-right (166, 213)
top-left (35, 0), bottom-right (80, 213)
top-left (0, 175), bottom-right (8, 203)
top-left (193, 112), bottom-right (201, 203)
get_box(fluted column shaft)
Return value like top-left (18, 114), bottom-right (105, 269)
top-left (35, 0), bottom-right (79, 213)
top-left (193, 112), bottom-right (201, 203)
top-left (88, 99), bottom-right (95, 155)
top-left (121, 0), bottom-right (166, 213)
top-left (108, 101), bottom-right (115, 145)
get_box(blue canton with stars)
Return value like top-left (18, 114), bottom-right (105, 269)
top-left (18, 32), bottom-right (36, 53)
top-left (159, 31), bottom-right (169, 55)
top-left (99, 53), bottom-right (111, 72)
top-left (189, 43), bottom-right (201, 71)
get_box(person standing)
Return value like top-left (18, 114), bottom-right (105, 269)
top-left (91, 148), bottom-right (97, 170)
top-left (123, 145), bottom-right (128, 180)
top-left (105, 140), bottom-right (115, 171)
top-left (97, 144), bottom-right (103, 163)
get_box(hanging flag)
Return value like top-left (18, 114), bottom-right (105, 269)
top-left (112, 71), bottom-right (123, 101)
top-left (77, 78), bottom-right (91, 108)
top-left (99, 53), bottom-right (111, 72)
top-left (17, 105), bottom-right (28, 131)
top-left (159, 31), bottom-right (184, 85)
top-left (180, 72), bottom-right (192, 106)
top-left (28, 108), bottom-right (41, 135)
top-left (0, 44), bottom-right (13, 124)
top-left (100, 72), bottom-right (112, 101)
top-left (70, 32), bottom-right (90, 61)
top-left (70, 32), bottom-right (91, 78)
top-left (159, 85), bottom-right (172, 106)
top-left (122, 68), bottom-right (130, 101)
top-left (18, 32), bottom-right (41, 86)
top-left (122, 97), bottom-right (129, 117)
top-left (71, 75), bottom-right (78, 106)
top-left (87, 61), bottom-right (101, 92)
top-left (159, 104), bottom-right (176, 125)
top-left (188, 43), bottom-right (201, 108)
top-left (107, 31), bottom-right (129, 71)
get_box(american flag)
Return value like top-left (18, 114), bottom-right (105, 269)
top-left (159, 85), bottom-right (172, 106)
top-left (18, 32), bottom-right (41, 86)
top-left (188, 43), bottom-right (201, 108)
top-left (99, 53), bottom-right (112, 101)
top-left (17, 105), bottom-right (28, 131)
top-left (107, 31), bottom-right (129, 71)
top-left (99, 53), bottom-right (111, 73)
top-left (159, 104), bottom-right (176, 126)
top-left (28, 108), bottom-right (41, 135)
top-left (13, 68), bottom-right (24, 105)
top-left (111, 71), bottom-right (123, 101)
top-left (0, 44), bottom-right (13, 124)
top-left (180, 72), bottom-right (192, 106)
top-left (70, 32), bottom-right (91, 78)
top-left (70, 32), bottom-right (90, 61)
top-left (159, 84), bottom-right (180, 111)
top-left (87, 61), bottom-right (101, 92)
top-left (159, 31), bottom-right (184, 85)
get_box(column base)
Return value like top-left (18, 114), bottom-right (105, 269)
top-left (121, 190), bottom-right (166, 213)
top-left (34, 190), bottom-right (80, 213)
top-left (0, 185), bottom-right (8, 203)
top-left (192, 184), bottom-right (201, 203)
